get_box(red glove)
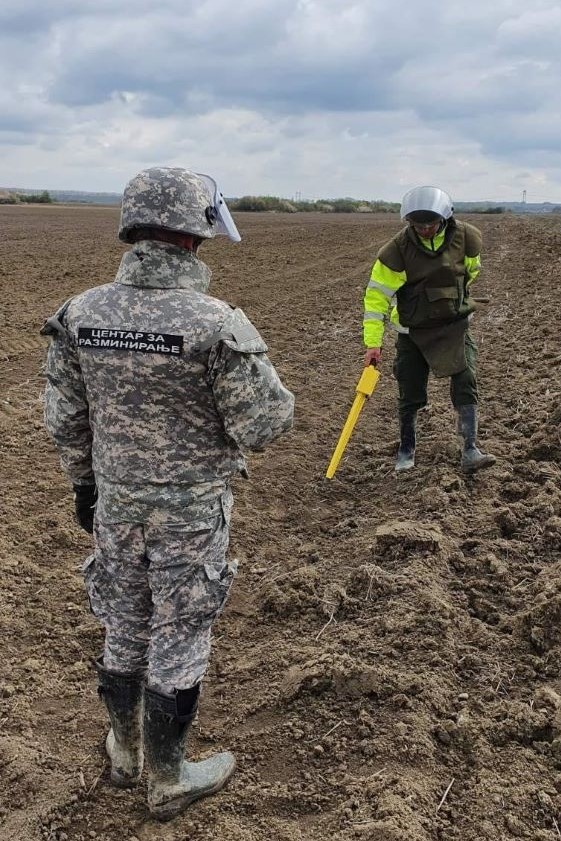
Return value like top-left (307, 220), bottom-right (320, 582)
top-left (364, 347), bottom-right (381, 367)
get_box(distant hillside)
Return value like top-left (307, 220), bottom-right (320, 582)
top-left (455, 201), bottom-right (561, 214)
top-left (2, 189), bottom-right (560, 213)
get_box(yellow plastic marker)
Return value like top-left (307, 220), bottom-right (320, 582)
top-left (326, 365), bottom-right (380, 479)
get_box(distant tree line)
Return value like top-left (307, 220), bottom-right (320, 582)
top-left (227, 197), bottom-right (519, 215)
top-left (20, 190), bottom-right (54, 204)
top-left (227, 195), bottom-right (400, 213)
top-left (0, 190), bottom-right (54, 204)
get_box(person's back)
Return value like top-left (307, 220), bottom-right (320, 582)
top-left (42, 167), bottom-right (294, 820)
top-left (49, 243), bottom-right (245, 493)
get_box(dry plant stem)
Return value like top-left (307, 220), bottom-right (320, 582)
top-left (308, 720), bottom-right (349, 742)
top-left (315, 608), bottom-right (336, 641)
top-left (321, 720), bottom-right (346, 738)
top-left (86, 769), bottom-right (104, 797)
top-left (436, 778), bottom-right (455, 813)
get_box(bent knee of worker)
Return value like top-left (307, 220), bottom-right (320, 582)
top-left (396, 377), bottom-right (428, 411)
top-left (465, 332), bottom-right (478, 359)
top-left (451, 369), bottom-right (478, 406)
top-left (393, 354), bottom-right (428, 391)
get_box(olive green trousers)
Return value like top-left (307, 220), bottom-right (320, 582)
top-left (393, 331), bottom-right (479, 417)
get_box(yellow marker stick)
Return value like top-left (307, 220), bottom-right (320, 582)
top-left (326, 366), bottom-right (380, 479)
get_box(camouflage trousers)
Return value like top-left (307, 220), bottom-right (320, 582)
top-left (82, 490), bottom-right (236, 694)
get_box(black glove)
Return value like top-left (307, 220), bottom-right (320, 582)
top-left (73, 484), bottom-right (97, 534)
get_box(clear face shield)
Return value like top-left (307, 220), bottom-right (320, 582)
top-left (197, 174), bottom-right (241, 243)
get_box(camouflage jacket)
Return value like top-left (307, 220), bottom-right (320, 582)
top-left (42, 240), bottom-right (294, 524)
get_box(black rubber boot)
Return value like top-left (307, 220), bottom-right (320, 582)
top-left (95, 658), bottom-right (145, 787)
top-left (144, 684), bottom-right (236, 821)
top-left (395, 412), bottom-right (417, 472)
top-left (457, 404), bottom-right (497, 472)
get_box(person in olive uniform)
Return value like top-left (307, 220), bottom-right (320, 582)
top-left (363, 185), bottom-right (496, 473)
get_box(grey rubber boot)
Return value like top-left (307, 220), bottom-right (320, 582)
top-left (144, 684), bottom-right (236, 822)
top-left (95, 658), bottom-right (144, 787)
top-left (457, 404), bottom-right (497, 472)
top-left (395, 412), bottom-right (416, 472)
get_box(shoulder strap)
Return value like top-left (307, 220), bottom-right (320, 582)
top-left (378, 230), bottom-right (407, 272)
top-left (40, 297), bottom-right (75, 337)
top-left (462, 222), bottom-right (482, 257)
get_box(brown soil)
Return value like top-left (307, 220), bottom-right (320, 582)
top-left (1, 206), bottom-right (561, 841)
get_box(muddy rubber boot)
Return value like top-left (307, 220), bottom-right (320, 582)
top-left (395, 412), bottom-right (416, 473)
top-left (457, 404), bottom-right (497, 473)
top-left (144, 684), bottom-right (236, 822)
top-left (95, 658), bottom-right (144, 788)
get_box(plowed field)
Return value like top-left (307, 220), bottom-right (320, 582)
top-left (1, 206), bottom-right (561, 841)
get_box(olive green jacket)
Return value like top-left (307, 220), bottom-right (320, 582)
top-left (363, 218), bottom-right (482, 347)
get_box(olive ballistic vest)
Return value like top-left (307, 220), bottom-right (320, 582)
top-left (379, 219), bottom-right (482, 329)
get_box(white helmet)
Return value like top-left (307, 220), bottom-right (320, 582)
top-left (400, 186), bottom-right (454, 222)
top-left (119, 167), bottom-right (241, 244)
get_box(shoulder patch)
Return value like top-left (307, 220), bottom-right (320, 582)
top-left (77, 327), bottom-right (184, 356)
top-left (194, 307), bottom-right (267, 355)
top-left (221, 308), bottom-right (267, 353)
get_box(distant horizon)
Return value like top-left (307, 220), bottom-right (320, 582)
top-left (3, 186), bottom-right (559, 207)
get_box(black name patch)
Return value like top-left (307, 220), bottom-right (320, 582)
top-left (78, 327), bottom-right (183, 355)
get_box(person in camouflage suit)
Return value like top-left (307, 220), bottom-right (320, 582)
top-left (42, 167), bottom-right (294, 821)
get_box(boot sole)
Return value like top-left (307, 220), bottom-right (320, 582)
top-left (395, 458), bottom-right (415, 473)
top-left (110, 769), bottom-right (142, 788)
top-left (149, 765), bottom-right (236, 822)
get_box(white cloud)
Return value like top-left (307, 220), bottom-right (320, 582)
top-left (0, 0), bottom-right (560, 201)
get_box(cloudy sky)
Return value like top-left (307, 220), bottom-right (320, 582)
top-left (2, 0), bottom-right (561, 202)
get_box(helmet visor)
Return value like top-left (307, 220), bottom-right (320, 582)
top-left (197, 174), bottom-right (241, 243)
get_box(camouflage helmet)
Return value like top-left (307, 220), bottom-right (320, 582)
top-left (119, 166), bottom-right (241, 243)
top-left (400, 186), bottom-right (454, 222)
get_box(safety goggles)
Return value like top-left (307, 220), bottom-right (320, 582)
top-left (411, 220), bottom-right (441, 232)
top-left (197, 174), bottom-right (241, 243)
